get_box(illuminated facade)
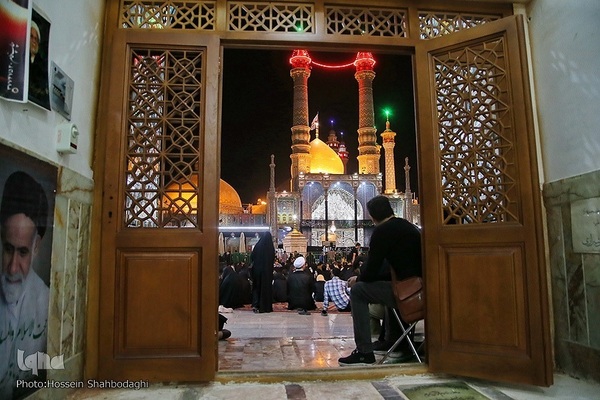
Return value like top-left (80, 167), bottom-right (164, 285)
top-left (269, 50), bottom-right (420, 249)
top-left (219, 49), bottom-right (419, 253)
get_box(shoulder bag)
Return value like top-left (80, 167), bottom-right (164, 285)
top-left (391, 269), bottom-right (425, 323)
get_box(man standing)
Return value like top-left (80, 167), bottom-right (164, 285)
top-left (350, 242), bottom-right (361, 264)
top-left (338, 195), bottom-right (422, 366)
top-left (0, 171), bottom-right (50, 398)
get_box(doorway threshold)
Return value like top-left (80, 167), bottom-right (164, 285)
top-left (216, 363), bottom-right (428, 384)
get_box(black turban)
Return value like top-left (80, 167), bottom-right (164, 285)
top-left (0, 171), bottom-right (49, 238)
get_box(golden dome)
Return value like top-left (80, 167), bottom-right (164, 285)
top-left (219, 179), bottom-right (244, 214)
top-left (164, 177), bottom-right (243, 215)
top-left (309, 138), bottom-right (344, 174)
top-left (249, 202), bottom-right (266, 214)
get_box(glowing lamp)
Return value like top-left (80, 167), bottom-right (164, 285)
top-left (290, 49), bottom-right (312, 68)
top-left (354, 52), bottom-right (376, 71)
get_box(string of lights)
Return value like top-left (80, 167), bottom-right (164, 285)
top-left (290, 50), bottom-right (376, 70)
top-left (311, 59), bottom-right (356, 69)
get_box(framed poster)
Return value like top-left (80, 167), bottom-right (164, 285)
top-left (0, 143), bottom-right (57, 399)
top-left (0, 0), bottom-right (31, 102)
top-left (27, 5), bottom-right (51, 110)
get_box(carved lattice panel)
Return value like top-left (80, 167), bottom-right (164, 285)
top-left (120, 0), bottom-right (216, 30)
top-left (125, 48), bottom-right (204, 228)
top-left (326, 5), bottom-right (407, 37)
top-left (433, 37), bottom-right (519, 225)
top-left (419, 11), bottom-right (501, 39)
top-left (227, 2), bottom-right (314, 32)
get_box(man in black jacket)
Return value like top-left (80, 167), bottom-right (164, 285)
top-left (286, 256), bottom-right (316, 314)
top-left (338, 195), bottom-right (422, 366)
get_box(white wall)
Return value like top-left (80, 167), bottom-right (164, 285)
top-left (0, 0), bottom-right (104, 180)
top-left (527, 0), bottom-right (600, 183)
top-left (3, 0), bottom-right (597, 186)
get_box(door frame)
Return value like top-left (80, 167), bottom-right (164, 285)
top-left (87, 0), bottom-right (551, 386)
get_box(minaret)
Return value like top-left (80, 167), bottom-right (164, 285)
top-left (381, 118), bottom-right (397, 194)
top-left (267, 154), bottom-right (277, 237)
top-left (404, 157), bottom-right (413, 221)
top-left (289, 50), bottom-right (312, 191)
top-left (338, 132), bottom-right (349, 174)
top-left (354, 52), bottom-right (379, 174)
top-left (326, 128), bottom-right (340, 153)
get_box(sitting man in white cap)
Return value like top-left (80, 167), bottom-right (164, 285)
top-left (286, 256), bottom-right (316, 314)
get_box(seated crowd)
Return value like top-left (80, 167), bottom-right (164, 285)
top-left (218, 196), bottom-right (423, 368)
top-left (218, 252), bottom-right (360, 314)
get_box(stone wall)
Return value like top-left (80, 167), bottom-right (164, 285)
top-left (32, 167), bottom-right (93, 399)
top-left (543, 169), bottom-right (600, 383)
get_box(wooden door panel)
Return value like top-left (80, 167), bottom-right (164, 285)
top-left (441, 246), bottom-right (526, 351)
top-left (416, 15), bottom-right (552, 386)
top-left (116, 251), bottom-right (200, 356)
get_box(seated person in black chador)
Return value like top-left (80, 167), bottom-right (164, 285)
top-left (340, 260), bottom-right (358, 281)
top-left (219, 263), bottom-right (245, 309)
top-left (313, 274), bottom-right (326, 302)
top-left (236, 262), bottom-right (253, 306)
top-left (286, 256), bottom-right (316, 313)
top-left (272, 267), bottom-right (288, 303)
top-left (315, 262), bottom-right (332, 281)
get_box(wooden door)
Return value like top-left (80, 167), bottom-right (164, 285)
top-left (415, 15), bottom-right (553, 386)
top-left (97, 29), bottom-right (221, 381)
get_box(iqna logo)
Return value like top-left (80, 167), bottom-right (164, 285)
top-left (17, 350), bottom-right (65, 376)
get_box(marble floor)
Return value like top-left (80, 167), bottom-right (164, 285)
top-left (218, 308), bottom-right (410, 371)
top-left (66, 309), bottom-right (600, 399)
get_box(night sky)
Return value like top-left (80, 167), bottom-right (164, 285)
top-left (220, 48), bottom-right (417, 204)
